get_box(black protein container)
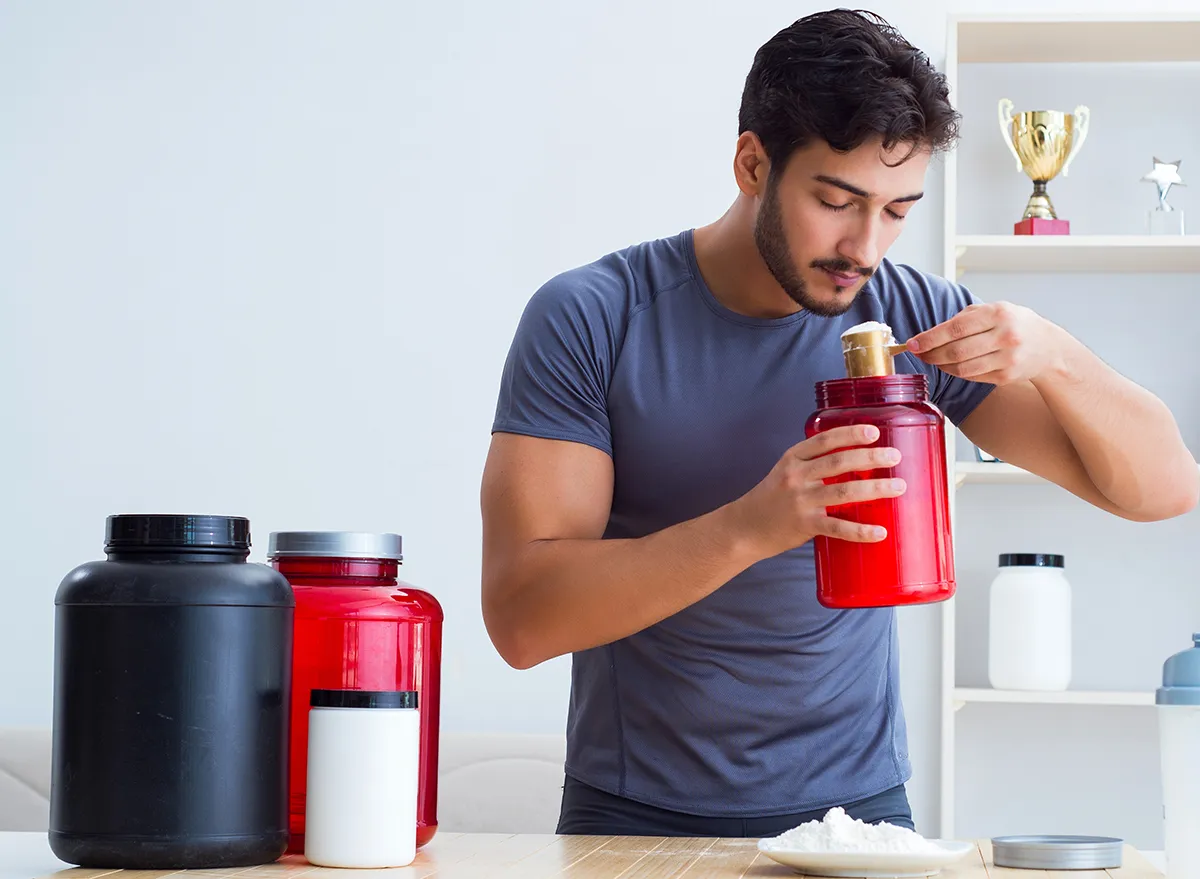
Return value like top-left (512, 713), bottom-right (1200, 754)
top-left (49, 514), bottom-right (294, 869)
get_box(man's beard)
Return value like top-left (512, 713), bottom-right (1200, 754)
top-left (753, 175), bottom-right (873, 318)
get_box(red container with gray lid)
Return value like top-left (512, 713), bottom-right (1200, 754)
top-left (268, 530), bottom-right (443, 852)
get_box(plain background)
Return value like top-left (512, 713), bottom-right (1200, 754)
top-left (3, 0), bottom-right (1198, 847)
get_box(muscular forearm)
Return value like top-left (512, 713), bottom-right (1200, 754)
top-left (1032, 326), bottom-right (1199, 519)
top-left (483, 504), bottom-right (763, 669)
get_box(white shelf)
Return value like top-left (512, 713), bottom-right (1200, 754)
top-left (954, 14), bottom-right (1200, 63)
top-left (955, 235), bottom-right (1200, 274)
top-left (939, 12), bottom-right (1199, 843)
top-left (954, 687), bottom-right (1155, 707)
top-left (955, 461), bottom-right (1042, 487)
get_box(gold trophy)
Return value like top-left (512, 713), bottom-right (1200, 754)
top-left (998, 98), bottom-right (1090, 235)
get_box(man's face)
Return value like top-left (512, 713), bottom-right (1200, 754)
top-left (753, 138), bottom-right (930, 317)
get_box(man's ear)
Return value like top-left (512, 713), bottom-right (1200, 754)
top-left (733, 132), bottom-right (771, 197)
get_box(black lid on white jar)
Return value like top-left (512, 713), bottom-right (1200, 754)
top-left (999, 553), bottom-right (1064, 568)
top-left (310, 689), bottom-right (417, 710)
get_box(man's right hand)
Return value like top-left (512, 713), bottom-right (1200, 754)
top-left (726, 424), bottom-right (906, 559)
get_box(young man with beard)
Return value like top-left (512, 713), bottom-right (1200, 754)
top-left (480, 9), bottom-right (1198, 836)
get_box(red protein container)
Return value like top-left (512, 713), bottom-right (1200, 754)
top-left (267, 532), bottom-right (443, 852)
top-left (804, 372), bottom-right (955, 608)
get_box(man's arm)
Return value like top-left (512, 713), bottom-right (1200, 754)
top-left (481, 434), bottom-right (755, 670)
top-left (909, 301), bottom-right (1198, 522)
top-left (480, 426), bottom-right (908, 669)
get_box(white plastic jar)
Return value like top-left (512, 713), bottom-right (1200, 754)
top-left (304, 689), bottom-right (420, 869)
top-left (988, 553), bottom-right (1072, 691)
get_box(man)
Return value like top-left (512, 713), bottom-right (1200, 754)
top-left (479, 9), bottom-right (1198, 837)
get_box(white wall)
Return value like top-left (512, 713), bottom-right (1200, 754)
top-left (3, 0), bottom-right (1198, 844)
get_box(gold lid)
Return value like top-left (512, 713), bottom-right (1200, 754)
top-left (841, 328), bottom-right (909, 378)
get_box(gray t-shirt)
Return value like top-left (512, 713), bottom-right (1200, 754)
top-left (492, 229), bottom-right (994, 816)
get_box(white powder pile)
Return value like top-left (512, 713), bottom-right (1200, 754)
top-left (840, 320), bottom-right (898, 346)
top-left (760, 807), bottom-right (943, 854)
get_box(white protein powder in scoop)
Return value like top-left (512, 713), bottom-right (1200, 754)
top-left (760, 807), bottom-right (943, 854)
top-left (841, 320), bottom-right (899, 345)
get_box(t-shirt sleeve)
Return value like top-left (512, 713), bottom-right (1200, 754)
top-left (491, 272), bottom-right (620, 457)
top-left (894, 267), bottom-right (997, 426)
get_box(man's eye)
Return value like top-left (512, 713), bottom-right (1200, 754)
top-left (820, 201), bottom-right (851, 212)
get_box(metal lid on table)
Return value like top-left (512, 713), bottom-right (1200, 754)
top-left (991, 835), bottom-right (1123, 870)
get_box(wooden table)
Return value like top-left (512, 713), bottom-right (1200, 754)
top-left (34, 834), bottom-right (1165, 878)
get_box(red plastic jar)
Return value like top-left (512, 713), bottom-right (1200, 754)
top-left (267, 532), bottom-right (443, 852)
top-left (804, 374), bottom-right (954, 608)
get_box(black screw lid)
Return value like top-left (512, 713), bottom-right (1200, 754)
top-left (999, 553), bottom-right (1064, 568)
top-left (105, 515), bottom-right (251, 552)
top-left (310, 689), bottom-right (418, 710)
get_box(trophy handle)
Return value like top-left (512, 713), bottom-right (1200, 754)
top-left (1062, 105), bottom-right (1090, 177)
top-left (997, 98), bottom-right (1022, 172)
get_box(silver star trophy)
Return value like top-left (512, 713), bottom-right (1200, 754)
top-left (1142, 157), bottom-right (1185, 235)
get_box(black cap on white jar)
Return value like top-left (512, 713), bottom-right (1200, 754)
top-left (999, 553), bottom-right (1064, 568)
top-left (310, 689), bottom-right (417, 710)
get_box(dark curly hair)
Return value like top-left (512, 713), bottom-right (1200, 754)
top-left (738, 9), bottom-right (959, 167)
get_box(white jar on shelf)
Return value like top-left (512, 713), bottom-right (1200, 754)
top-left (988, 553), bottom-right (1072, 691)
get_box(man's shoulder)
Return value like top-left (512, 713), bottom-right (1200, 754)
top-left (525, 231), bottom-right (695, 328)
top-left (861, 258), bottom-right (978, 335)
top-left (868, 258), bottom-right (961, 306)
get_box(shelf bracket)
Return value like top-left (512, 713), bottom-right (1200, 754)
top-left (953, 699), bottom-right (966, 712)
top-left (954, 246), bottom-right (967, 282)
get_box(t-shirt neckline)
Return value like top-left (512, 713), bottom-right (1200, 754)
top-left (681, 228), bottom-right (811, 329)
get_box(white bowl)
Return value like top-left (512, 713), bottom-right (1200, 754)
top-left (755, 838), bottom-right (977, 878)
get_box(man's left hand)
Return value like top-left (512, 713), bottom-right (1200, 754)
top-left (906, 301), bottom-right (1066, 386)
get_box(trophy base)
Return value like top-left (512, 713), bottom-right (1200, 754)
top-left (1014, 217), bottom-right (1070, 235)
top-left (1147, 209), bottom-right (1185, 235)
